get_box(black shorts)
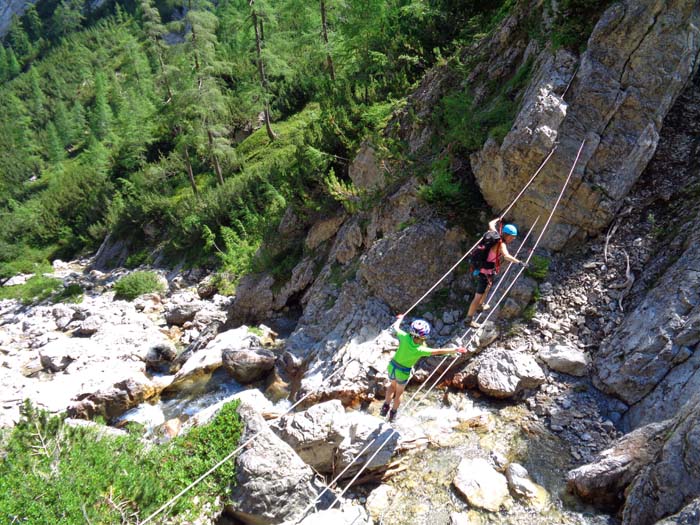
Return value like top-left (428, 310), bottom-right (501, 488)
top-left (474, 272), bottom-right (493, 294)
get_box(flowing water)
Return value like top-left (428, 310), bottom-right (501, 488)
top-left (115, 368), bottom-right (246, 435)
top-left (365, 389), bottom-right (617, 525)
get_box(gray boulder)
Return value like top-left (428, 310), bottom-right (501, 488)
top-left (453, 457), bottom-right (509, 512)
top-left (228, 402), bottom-right (333, 525)
top-left (567, 419), bottom-right (672, 508)
top-left (476, 348), bottom-right (546, 398)
top-left (223, 347), bottom-right (276, 384)
top-left (270, 400), bottom-right (347, 473)
top-left (333, 411), bottom-right (400, 478)
top-left (539, 344), bottom-right (589, 376)
top-left (144, 342), bottom-right (178, 374)
top-left (164, 302), bottom-right (201, 326)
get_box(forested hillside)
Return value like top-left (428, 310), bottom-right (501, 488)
top-left (0, 0), bottom-right (605, 284)
top-left (0, 0), bottom-right (492, 277)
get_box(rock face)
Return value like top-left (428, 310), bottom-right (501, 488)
top-left (566, 419), bottom-right (671, 507)
top-left (653, 498), bottom-right (700, 525)
top-left (621, 393), bottom-right (700, 525)
top-left (568, 393), bottom-right (700, 524)
top-left (357, 220), bottom-right (465, 313)
top-left (471, 0), bottom-right (700, 248)
top-left (453, 457), bottom-right (509, 512)
top-left (594, 218), bottom-right (700, 430)
top-left (228, 402), bottom-right (333, 525)
top-left (0, 0), bottom-right (36, 38)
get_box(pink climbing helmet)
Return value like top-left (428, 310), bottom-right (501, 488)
top-left (409, 319), bottom-right (431, 338)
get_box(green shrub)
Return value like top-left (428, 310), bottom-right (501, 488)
top-left (419, 158), bottom-right (462, 206)
top-left (53, 283), bottom-right (84, 304)
top-left (0, 275), bottom-right (62, 304)
top-left (550, 0), bottom-right (612, 51)
top-left (113, 271), bottom-right (165, 300)
top-left (525, 255), bottom-right (551, 281)
top-left (0, 400), bottom-right (244, 524)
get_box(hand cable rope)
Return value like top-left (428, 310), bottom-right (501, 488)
top-left (141, 143), bottom-right (563, 525)
top-left (401, 145), bottom-right (557, 318)
top-left (139, 364), bottom-right (350, 525)
top-left (296, 140), bottom-right (584, 523)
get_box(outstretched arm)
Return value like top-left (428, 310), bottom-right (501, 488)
top-left (392, 313), bottom-right (404, 333)
top-left (430, 346), bottom-right (468, 356)
top-left (488, 217), bottom-right (501, 232)
top-left (500, 242), bottom-right (525, 265)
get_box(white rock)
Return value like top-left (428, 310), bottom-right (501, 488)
top-left (539, 344), bottom-right (590, 376)
top-left (453, 457), bottom-right (509, 511)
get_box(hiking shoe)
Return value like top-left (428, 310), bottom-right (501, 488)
top-left (379, 403), bottom-right (390, 417)
top-left (469, 319), bottom-right (482, 329)
top-left (480, 303), bottom-right (491, 312)
top-left (388, 409), bottom-right (398, 422)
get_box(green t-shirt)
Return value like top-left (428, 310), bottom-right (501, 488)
top-left (392, 327), bottom-right (433, 368)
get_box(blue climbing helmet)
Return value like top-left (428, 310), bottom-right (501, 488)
top-left (409, 319), bottom-right (431, 338)
top-left (502, 224), bottom-right (518, 236)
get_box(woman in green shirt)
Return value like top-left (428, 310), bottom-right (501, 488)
top-left (380, 314), bottom-right (466, 421)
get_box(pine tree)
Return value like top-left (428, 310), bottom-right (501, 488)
top-left (53, 100), bottom-right (72, 146)
top-left (69, 101), bottom-right (88, 147)
top-left (7, 48), bottom-right (21, 78)
top-left (46, 122), bottom-right (66, 162)
top-left (27, 67), bottom-right (47, 125)
top-left (89, 72), bottom-right (113, 142)
top-left (138, 0), bottom-right (174, 101)
top-left (320, 0), bottom-right (336, 80)
top-left (8, 16), bottom-right (31, 60)
top-left (22, 5), bottom-right (43, 43)
top-left (0, 46), bottom-right (8, 83)
top-left (52, 0), bottom-right (85, 39)
top-left (250, 0), bottom-right (276, 141)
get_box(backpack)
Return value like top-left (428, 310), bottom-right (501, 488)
top-left (470, 230), bottom-right (501, 273)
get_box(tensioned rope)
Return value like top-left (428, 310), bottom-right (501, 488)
top-left (400, 145), bottom-right (557, 318)
top-left (139, 364), bottom-right (350, 525)
top-left (409, 216), bottom-right (540, 407)
top-left (141, 144), bottom-right (559, 525)
top-left (296, 140), bottom-right (585, 522)
top-left (293, 218), bottom-right (541, 523)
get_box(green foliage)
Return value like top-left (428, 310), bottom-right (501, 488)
top-left (124, 249), bottom-right (153, 269)
top-left (247, 326), bottom-right (264, 336)
top-left (53, 282), bottom-right (84, 303)
top-left (419, 158), bottom-right (461, 206)
top-left (113, 270), bottom-right (165, 300)
top-left (0, 275), bottom-right (62, 304)
top-left (550, 0), bottom-right (611, 52)
top-left (0, 0), bottom-right (520, 290)
top-left (437, 57), bottom-right (533, 154)
top-left (525, 255), bottom-right (550, 281)
top-left (0, 400), bottom-right (244, 524)
top-left (522, 303), bottom-right (537, 321)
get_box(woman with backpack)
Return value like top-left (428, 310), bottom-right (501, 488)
top-left (465, 217), bottom-right (525, 328)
